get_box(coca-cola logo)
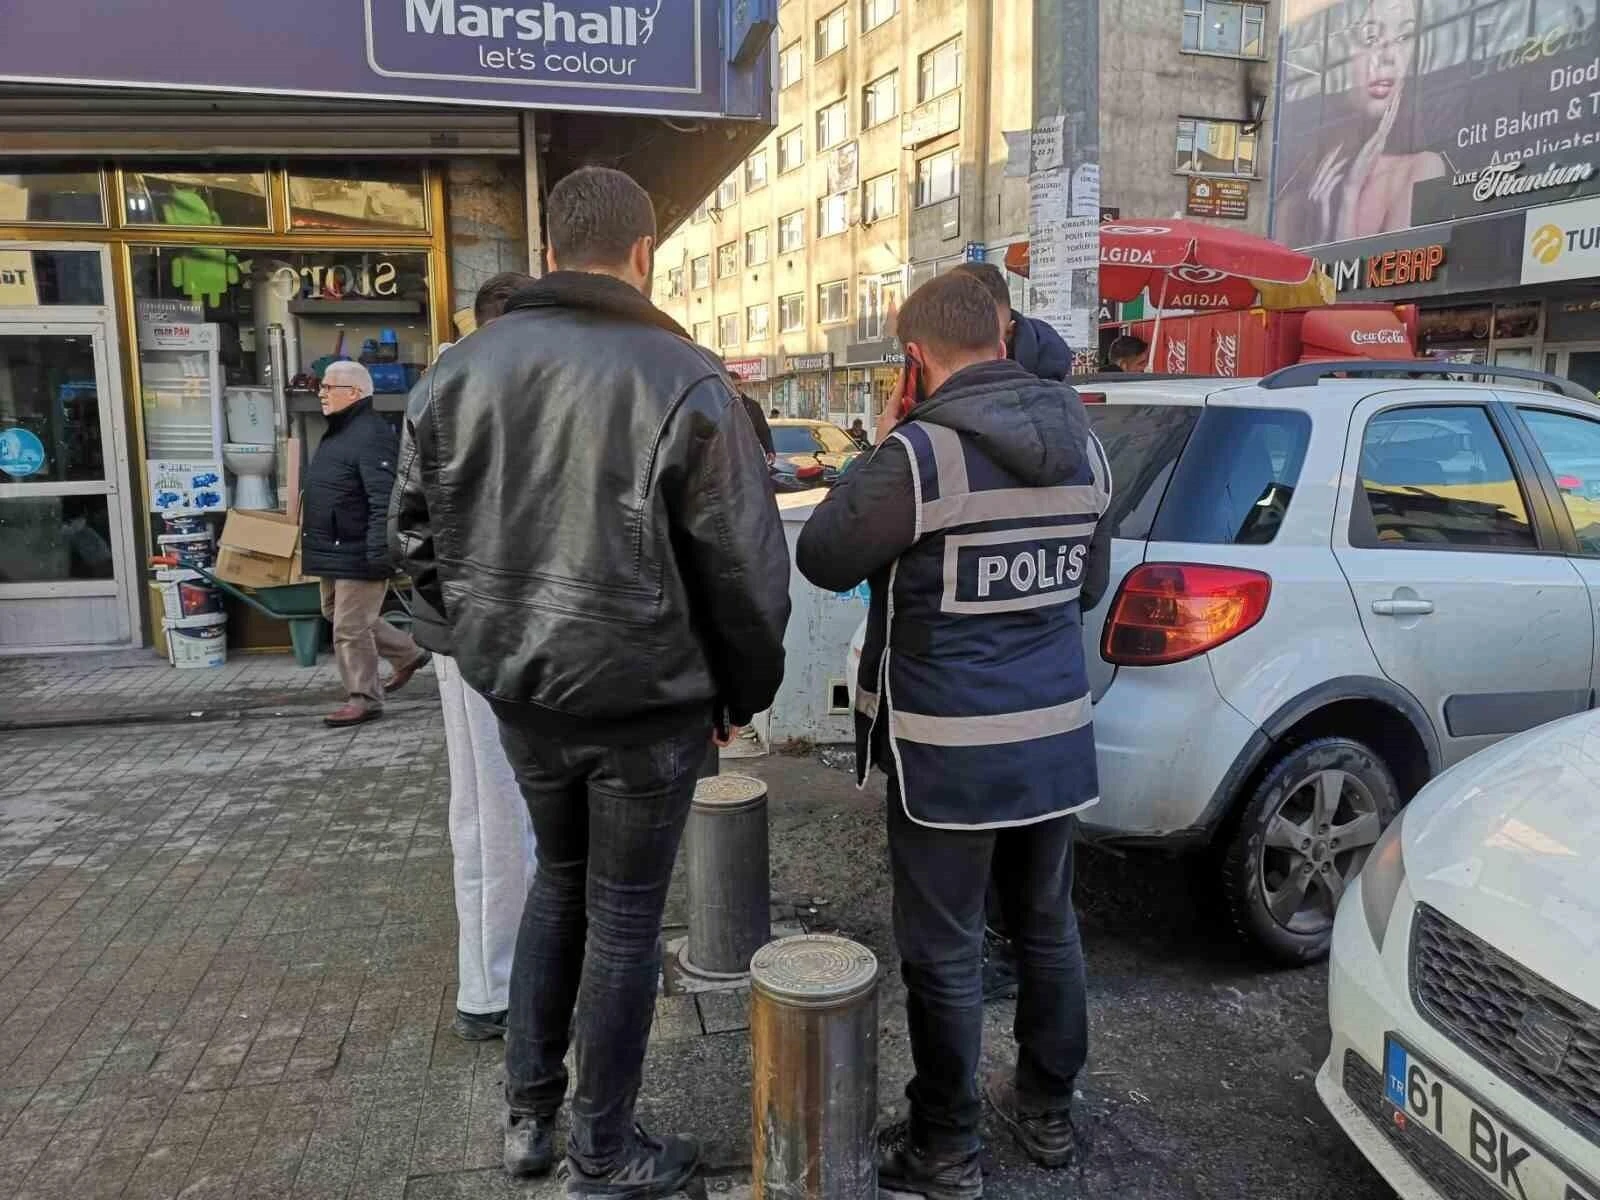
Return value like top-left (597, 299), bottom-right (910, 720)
top-left (1215, 333), bottom-right (1238, 376)
top-left (1350, 328), bottom-right (1406, 346)
top-left (1166, 341), bottom-right (1188, 373)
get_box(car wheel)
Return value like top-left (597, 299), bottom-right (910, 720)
top-left (1222, 736), bottom-right (1398, 965)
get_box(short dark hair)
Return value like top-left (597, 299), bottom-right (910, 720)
top-left (897, 273), bottom-right (1002, 356)
top-left (949, 262), bottom-right (1011, 311)
top-left (1108, 335), bottom-right (1149, 363)
top-left (473, 271), bottom-right (533, 327)
top-left (546, 166), bottom-right (657, 270)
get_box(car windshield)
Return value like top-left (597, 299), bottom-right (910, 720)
top-left (773, 424), bottom-right (856, 454)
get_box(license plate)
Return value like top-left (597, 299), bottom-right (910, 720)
top-left (1384, 1035), bottom-right (1599, 1200)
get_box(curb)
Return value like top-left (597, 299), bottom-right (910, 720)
top-left (1, 688), bottom-right (441, 732)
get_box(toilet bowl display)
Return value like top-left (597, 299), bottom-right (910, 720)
top-left (223, 443), bottom-right (276, 509)
top-left (223, 387), bottom-right (277, 510)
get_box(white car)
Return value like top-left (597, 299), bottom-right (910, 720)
top-left (1317, 708), bottom-right (1600, 1200)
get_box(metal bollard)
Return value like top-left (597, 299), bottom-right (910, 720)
top-left (684, 774), bottom-right (771, 976)
top-left (750, 935), bottom-right (880, 1200)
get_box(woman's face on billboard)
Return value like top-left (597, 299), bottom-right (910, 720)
top-left (1349, 1), bottom-right (1418, 119)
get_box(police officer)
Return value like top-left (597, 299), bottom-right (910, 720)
top-left (797, 273), bottom-right (1110, 1198)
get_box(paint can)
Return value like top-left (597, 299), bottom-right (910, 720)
top-left (165, 611), bottom-right (227, 670)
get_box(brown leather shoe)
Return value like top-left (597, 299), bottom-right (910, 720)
top-left (324, 701), bottom-right (383, 727)
top-left (384, 651), bottom-right (431, 694)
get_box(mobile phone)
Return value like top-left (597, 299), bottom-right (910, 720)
top-left (896, 356), bottom-right (920, 420)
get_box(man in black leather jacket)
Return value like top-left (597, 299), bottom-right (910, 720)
top-left (390, 166), bottom-right (790, 1199)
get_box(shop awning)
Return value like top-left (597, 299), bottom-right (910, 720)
top-left (1298, 308), bottom-right (1414, 361)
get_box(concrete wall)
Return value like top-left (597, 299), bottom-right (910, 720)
top-left (445, 159), bottom-right (529, 322)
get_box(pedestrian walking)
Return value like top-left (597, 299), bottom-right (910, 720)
top-left (951, 260), bottom-right (1073, 381)
top-left (949, 260), bottom-right (1106, 1001)
top-left (796, 272), bottom-right (1111, 1198)
top-left (404, 272), bottom-right (540, 1043)
top-left (391, 166), bottom-right (790, 1198)
top-left (303, 359), bottom-right (428, 727)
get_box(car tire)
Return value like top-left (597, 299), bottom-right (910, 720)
top-left (1222, 736), bottom-right (1399, 966)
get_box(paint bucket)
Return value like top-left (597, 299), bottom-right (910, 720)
top-left (155, 569), bottom-right (222, 621)
top-left (156, 530), bottom-right (216, 569)
top-left (165, 611), bottom-right (227, 670)
top-left (161, 514), bottom-right (210, 538)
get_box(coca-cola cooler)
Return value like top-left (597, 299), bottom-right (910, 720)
top-left (1118, 304), bottom-right (1419, 377)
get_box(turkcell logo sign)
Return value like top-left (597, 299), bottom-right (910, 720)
top-left (366, 0), bottom-right (702, 94)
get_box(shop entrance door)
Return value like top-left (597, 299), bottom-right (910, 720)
top-left (1548, 344), bottom-right (1600, 396)
top-left (0, 247), bottom-right (139, 652)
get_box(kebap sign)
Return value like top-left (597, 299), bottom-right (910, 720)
top-left (1272, 0), bottom-right (1600, 248)
top-left (0, 0), bottom-right (759, 118)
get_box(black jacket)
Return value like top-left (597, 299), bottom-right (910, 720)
top-left (301, 396), bottom-right (398, 580)
top-left (796, 359), bottom-right (1110, 611)
top-left (389, 271), bottom-right (791, 739)
top-left (1010, 310), bottom-right (1072, 382)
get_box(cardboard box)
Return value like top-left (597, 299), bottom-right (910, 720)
top-left (214, 509), bottom-right (309, 590)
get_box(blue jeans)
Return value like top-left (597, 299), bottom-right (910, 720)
top-left (497, 721), bottom-right (708, 1171)
top-left (887, 781), bottom-right (1088, 1155)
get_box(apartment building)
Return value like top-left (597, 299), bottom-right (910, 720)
top-left (655, 0), bottom-right (1279, 420)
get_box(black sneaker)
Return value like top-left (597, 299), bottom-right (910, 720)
top-left (877, 1119), bottom-right (983, 1200)
top-left (453, 1009), bottom-right (508, 1041)
top-left (504, 1113), bottom-right (557, 1178)
top-left (559, 1125), bottom-right (700, 1199)
top-left (982, 1073), bottom-right (1078, 1169)
top-left (981, 929), bottom-right (1018, 1002)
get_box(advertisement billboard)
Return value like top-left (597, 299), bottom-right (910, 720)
top-left (0, 0), bottom-right (768, 120)
top-left (1272, 0), bottom-right (1600, 248)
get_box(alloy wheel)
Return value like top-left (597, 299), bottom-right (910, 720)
top-left (1258, 767), bottom-right (1384, 934)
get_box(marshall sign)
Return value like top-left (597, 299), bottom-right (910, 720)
top-left (0, 0), bottom-right (764, 118)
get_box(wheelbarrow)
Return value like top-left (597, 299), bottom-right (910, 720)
top-left (189, 566), bottom-right (325, 667)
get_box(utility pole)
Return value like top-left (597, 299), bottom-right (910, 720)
top-left (1027, 0), bottom-right (1099, 367)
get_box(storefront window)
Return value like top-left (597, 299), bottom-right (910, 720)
top-left (123, 166), bottom-right (271, 229)
top-left (0, 333), bottom-right (103, 483)
top-left (0, 496), bottom-right (115, 582)
top-left (0, 168), bottom-right (105, 224)
top-left (1418, 304), bottom-right (1492, 353)
top-left (1492, 302), bottom-right (1540, 341)
top-left (288, 165), bottom-right (428, 232)
top-left (0, 248), bottom-right (105, 306)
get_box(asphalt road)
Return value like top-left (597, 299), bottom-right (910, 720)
top-left (709, 751), bottom-right (1398, 1200)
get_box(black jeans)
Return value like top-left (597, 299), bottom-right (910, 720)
top-left (887, 780), bottom-right (1088, 1156)
top-left (498, 720), bottom-right (708, 1171)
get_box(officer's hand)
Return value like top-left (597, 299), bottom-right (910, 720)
top-left (713, 725), bottom-right (743, 749)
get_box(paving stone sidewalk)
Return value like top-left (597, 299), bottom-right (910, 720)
top-left (0, 650), bottom-right (436, 731)
top-left (0, 693), bottom-right (1393, 1200)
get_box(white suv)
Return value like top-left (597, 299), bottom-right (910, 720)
top-left (1077, 361), bottom-right (1600, 964)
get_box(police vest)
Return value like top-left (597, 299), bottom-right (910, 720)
top-left (854, 418), bottom-right (1111, 829)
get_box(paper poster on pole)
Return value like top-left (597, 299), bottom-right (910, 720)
top-left (1061, 217), bottom-right (1099, 270)
top-left (1030, 116), bottom-right (1064, 174)
top-left (1071, 164), bottom-right (1101, 218)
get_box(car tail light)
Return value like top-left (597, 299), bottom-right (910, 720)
top-left (1102, 563), bottom-right (1271, 666)
top-left (1078, 391), bottom-right (1106, 404)
top-left (1557, 473), bottom-right (1582, 491)
top-left (796, 463), bottom-right (824, 480)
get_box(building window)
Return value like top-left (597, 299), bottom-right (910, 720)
top-left (818, 192), bottom-right (850, 237)
top-left (1176, 117), bottom-right (1259, 177)
top-left (693, 320), bottom-right (712, 346)
top-left (718, 314), bottom-right (739, 348)
top-left (816, 5), bottom-right (848, 59)
top-left (691, 255), bottom-right (711, 289)
top-left (746, 151), bottom-right (769, 193)
top-left (816, 99), bottom-right (849, 152)
top-left (915, 148), bottom-right (959, 207)
top-left (778, 127), bottom-right (805, 174)
top-left (779, 40), bottom-right (803, 89)
top-left (666, 266), bottom-right (685, 297)
top-left (862, 0), bottom-right (897, 34)
top-left (863, 71), bottom-right (899, 129)
top-left (123, 165), bottom-right (271, 228)
top-left (1181, 0), bottom-right (1267, 59)
top-left (746, 226), bottom-right (770, 267)
top-left (287, 164), bottom-right (428, 231)
top-left (858, 271), bottom-right (904, 341)
top-left (716, 177), bottom-right (738, 209)
top-left (692, 200), bottom-right (711, 224)
top-left (717, 242), bottom-right (739, 278)
top-left (780, 292), bottom-right (805, 332)
top-left (747, 303), bottom-right (771, 342)
top-left (918, 38), bottom-right (962, 102)
top-left (862, 171), bottom-right (897, 224)
top-left (779, 210), bottom-right (805, 252)
top-left (0, 168), bottom-right (106, 224)
top-left (818, 279), bottom-right (849, 324)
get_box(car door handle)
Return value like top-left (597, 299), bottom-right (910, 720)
top-left (1372, 599), bottom-right (1434, 616)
